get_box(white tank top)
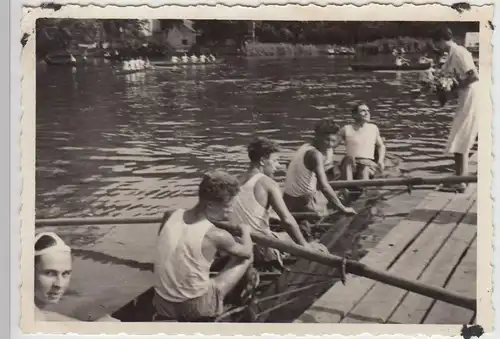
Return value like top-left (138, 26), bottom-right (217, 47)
top-left (154, 209), bottom-right (213, 302)
top-left (344, 123), bottom-right (379, 160)
top-left (284, 144), bottom-right (333, 197)
top-left (229, 173), bottom-right (270, 235)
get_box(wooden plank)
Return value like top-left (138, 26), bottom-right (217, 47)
top-left (389, 201), bottom-right (477, 324)
top-left (341, 186), bottom-right (476, 323)
top-left (424, 238), bottom-right (477, 324)
top-left (294, 188), bottom-right (458, 323)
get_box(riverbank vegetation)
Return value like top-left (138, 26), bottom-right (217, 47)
top-left (36, 19), bottom-right (479, 58)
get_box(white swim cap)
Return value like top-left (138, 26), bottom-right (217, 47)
top-left (35, 232), bottom-right (71, 257)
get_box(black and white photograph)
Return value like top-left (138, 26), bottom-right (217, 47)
top-left (21, 4), bottom-right (493, 335)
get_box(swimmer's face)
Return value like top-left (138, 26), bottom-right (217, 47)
top-left (354, 105), bottom-right (371, 122)
top-left (35, 251), bottom-right (72, 306)
top-left (261, 153), bottom-right (281, 178)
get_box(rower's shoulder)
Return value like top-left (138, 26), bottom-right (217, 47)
top-left (257, 174), bottom-right (279, 189)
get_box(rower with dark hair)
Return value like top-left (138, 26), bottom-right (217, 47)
top-left (229, 137), bottom-right (327, 267)
top-left (153, 170), bottom-right (254, 322)
top-left (283, 119), bottom-right (356, 217)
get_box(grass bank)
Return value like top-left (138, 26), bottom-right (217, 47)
top-left (244, 42), bottom-right (324, 57)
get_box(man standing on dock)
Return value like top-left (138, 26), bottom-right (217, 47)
top-left (229, 137), bottom-right (327, 267)
top-left (334, 103), bottom-right (386, 184)
top-left (152, 170), bottom-right (254, 322)
top-left (432, 26), bottom-right (479, 193)
top-left (283, 119), bottom-right (356, 217)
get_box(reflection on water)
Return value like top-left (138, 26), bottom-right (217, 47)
top-left (36, 57), bottom-right (461, 219)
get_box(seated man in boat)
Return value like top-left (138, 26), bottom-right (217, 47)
top-left (334, 103), bottom-right (386, 184)
top-left (181, 54), bottom-right (189, 63)
top-left (122, 60), bottom-right (131, 71)
top-left (283, 119), bottom-right (356, 218)
top-left (395, 55), bottom-right (410, 67)
top-left (229, 137), bottom-right (327, 267)
top-left (191, 54), bottom-right (199, 63)
top-left (153, 170), bottom-right (254, 322)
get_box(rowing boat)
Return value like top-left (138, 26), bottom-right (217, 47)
top-left (350, 63), bottom-right (432, 72)
top-left (151, 59), bottom-right (223, 67)
top-left (34, 154), bottom-right (478, 323)
top-left (114, 66), bottom-right (153, 76)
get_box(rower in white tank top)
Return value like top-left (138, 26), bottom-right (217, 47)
top-left (343, 123), bottom-right (379, 160)
top-left (284, 144), bottom-right (334, 198)
top-left (154, 209), bottom-right (213, 303)
top-left (229, 172), bottom-right (270, 235)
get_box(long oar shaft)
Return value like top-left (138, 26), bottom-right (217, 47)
top-left (34, 211), bottom-right (321, 228)
top-left (329, 175), bottom-right (476, 189)
top-left (226, 223), bottom-right (476, 312)
top-left (34, 216), bottom-right (475, 311)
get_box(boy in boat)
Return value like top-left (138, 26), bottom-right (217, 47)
top-left (334, 103), bottom-right (386, 183)
top-left (283, 119), bottom-right (357, 217)
top-left (153, 170), bottom-right (254, 322)
top-left (229, 137), bottom-right (327, 267)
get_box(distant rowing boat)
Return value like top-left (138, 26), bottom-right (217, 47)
top-left (350, 62), bottom-right (432, 72)
top-left (151, 59), bottom-right (223, 67)
top-left (114, 66), bottom-right (153, 76)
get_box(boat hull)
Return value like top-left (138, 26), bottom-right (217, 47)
top-left (350, 63), bottom-right (432, 71)
top-left (152, 59), bottom-right (223, 67)
top-left (114, 67), bottom-right (152, 76)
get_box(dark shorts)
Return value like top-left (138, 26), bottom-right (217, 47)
top-left (340, 156), bottom-right (378, 179)
top-left (153, 283), bottom-right (224, 321)
top-left (283, 191), bottom-right (329, 218)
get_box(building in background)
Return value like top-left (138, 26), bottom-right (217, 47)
top-left (465, 32), bottom-right (479, 54)
top-left (141, 19), bottom-right (197, 53)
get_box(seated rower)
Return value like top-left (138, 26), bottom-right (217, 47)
top-left (283, 119), bottom-right (356, 217)
top-left (34, 232), bottom-right (119, 322)
top-left (153, 170), bottom-right (254, 322)
top-left (199, 54), bottom-right (207, 63)
top-left (191, 54), bottom-right (199, 63)
top-left (334, 103), bottom-right (386, 183)
top-left (209, 54), bottom-right (216, 62)
top-left (144, 57), bottom-right (151, 68)
top-left (138, 58), bottom-right (145, 69)
top-left (129, 59), bottom-right (137, 70)
top-left (229, 137), bottom-right (327, 267)
top-left (181, 54), bottom-right (189, 63)
top-left (395, 55), bottom-right (410, 67)
top-left (122, 60), bottom-right (131, 71)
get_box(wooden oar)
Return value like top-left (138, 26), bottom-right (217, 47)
top-left (35, 215), bottom-right (475, 311)
top-left (211, 221), bottom-right (476, 312)
top-left (34, 211), bottom-right (323, 228)
top-left (329, 175), bottom-right (476, 189)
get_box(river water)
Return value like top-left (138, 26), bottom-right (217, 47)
top-left (36, 56), bottom-right (460, 220)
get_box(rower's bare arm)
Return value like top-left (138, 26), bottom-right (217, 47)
top-left (375, 128), bottom-right (386, 169)
top-left (309, 151), bottom-right (355, 215)
top-left (332, 127), bottom-right (345, 149)
top-left (267, 179), bottom-right (308, 246)
top-left (210, 227), bottom-right (253, 260)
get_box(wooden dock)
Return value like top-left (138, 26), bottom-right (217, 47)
top-left (295, 183), bottom-right (477, 324)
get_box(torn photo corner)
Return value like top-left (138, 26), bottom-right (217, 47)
top-left (18, 2), bottom-right (494, 336)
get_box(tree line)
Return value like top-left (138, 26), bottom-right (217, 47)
top-left (36, 19), bottom-right (479, 57)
